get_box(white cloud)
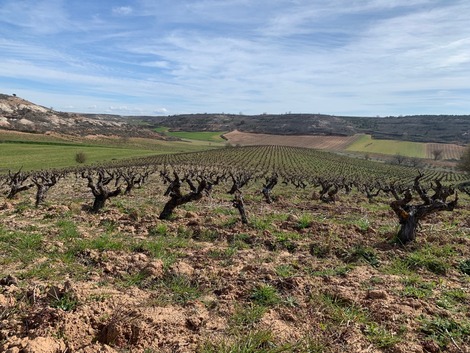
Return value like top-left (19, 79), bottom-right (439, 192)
top-left (1, 0), bottom-right (469, 116)
top-left (112, 6), bottom-right (133, 16)
top-left (154, 108), bottom-right (168, 114)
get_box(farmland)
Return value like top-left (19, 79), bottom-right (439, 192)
top-left (0, 145), bottom-right (469, 353)
top-left (223, 131), bottom-right (466, 161)
top-left (0, 130), bottom-right (221, 171)
top-left (346, 134), bottom-right (426, 158)
top-left (155, 127), bottom-right (227, 144)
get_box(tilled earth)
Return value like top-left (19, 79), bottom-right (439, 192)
top-left (0, 179), bottom-right (469, 353)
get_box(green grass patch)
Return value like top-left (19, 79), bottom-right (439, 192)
top-left (346, 134), bottom-right (426, 158)
top-left (198, 330), bottom-right (295, 353)
top-left (420, 315), bottom-right (470, 350)
top-left (155, 127), bottom-right (227, 143)
top-left (0, 142), bottom-right (160, 170)
top-left (0, 130), bottom-right (223, 170)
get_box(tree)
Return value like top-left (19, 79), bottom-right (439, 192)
top-left (432, 149), bottom-right (444, 161)
top-left (407, 157), bottom-right (424, 168)
top-left (118, 167), bottom-right (152, 195)
top-left (392, 154), bottom-right (406, 165)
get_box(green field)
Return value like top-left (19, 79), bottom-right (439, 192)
top-left (0, 130), bottom-right (223, 171)
top-left (155, 127), bottom-right (227, 143)
top-left (346, 134), bottom-right (426, 157)
top-left (0, 143), bottom-right (164, 171)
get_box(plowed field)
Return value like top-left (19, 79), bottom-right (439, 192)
top-left (223, 130), bottom-right (360, 150)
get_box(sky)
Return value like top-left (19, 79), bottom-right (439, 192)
top-left (1, 0), bottom-right (469, 117)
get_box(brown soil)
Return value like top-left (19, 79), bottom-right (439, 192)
top-left (0, 176), bottom-right (469, 353)
top-left (224, 130), bottom-right (360, 150)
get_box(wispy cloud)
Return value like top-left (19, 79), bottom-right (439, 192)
top-left (0, 0), bottom-right (469, 116)
top-left (112, 6), bottom-right (133, 16)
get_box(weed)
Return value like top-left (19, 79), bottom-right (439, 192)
top-left (149, 223), bottom-right (168, 237)
top-left (198, 330), bottom-right (294, 353)
top-left (250, 285), bottom-right (281, 307)
top-left (309, 265), bottom-right (353, 277)
top-left (459, 258), bottom-right (470, 275)
top-left (309, 242), bottom-right (331, 258)
top-left (419, 315), bottom-right (470, 350)
top-left (342, 244), bottom-right (380, 267)
top-left (364, 322), bottom-right (403, 348)
top-left (274, 232), bottom-right (300, 252)
top-left (404, 245), bottom-right (454, 275)
top-left (400, 275), bottom-right (435, 299)
top-left (315, 292), bottom-right (367, 324)
top-left (157, 274), bottom-right (201, 305)
top-left (443, 288), bottom-right (468, 302)
top-left (297, 214), bottom-right (312, 229)
top-left (15, 200), bottom-right (32, 214)
top-left (356, 217), bottom-right (370, 232)
top-left (250, 216), bottom-right (271, 230)
top-left (56, 219), bottom-right (79, 240)
top-left (118, 271), bottom-right (148, 288)
top-left (0, 230), bottom-right (44, 265)
top-left (229, 304), bottom-right (266, 330)
top-left (49, 292), bottom-right (78, 312)
top-left (275, 264), bottom-right (295, 278)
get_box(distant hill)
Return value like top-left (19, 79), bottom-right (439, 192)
top-left (1, 93), bottom-right (469, 144)
top-left (134, 113), bottom-right (470, 145)
top-left (0, 94), bottom-right (162, 139)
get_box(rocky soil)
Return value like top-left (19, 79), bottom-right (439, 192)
top-left (0, 175), bottom-right (469, 352)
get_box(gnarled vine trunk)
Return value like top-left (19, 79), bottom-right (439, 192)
top-left (390, 174), bottom-right (458, 244)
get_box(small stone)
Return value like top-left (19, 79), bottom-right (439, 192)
top-left (171, 261), bottom-right (194, 277)
top-left (287, 214), bottom-right (298, 222)
top-left (143, 260), bottom-right (164, 279)
top-left (185, 211), bottom-right (198, 219)
top-left (0, 275), bottom-right (18, 286)
top-left (422, 339), bottom-right (440, 353)
top-left (6, 348), bottom-right (20, 353)
top-left (366, 290), bottom-right (387, 300)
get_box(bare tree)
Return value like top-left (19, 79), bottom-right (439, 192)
top-left (390, 173), bottom-right (458, 244)
top-left (392, 154), bottom-right (406, 165)
top-left (432, 148), bottom-right (444, 161)
top-left (407, 157), bottom-right (424, 168)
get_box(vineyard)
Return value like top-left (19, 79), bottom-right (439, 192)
top-left (0, 146), bottom-right (469, 353)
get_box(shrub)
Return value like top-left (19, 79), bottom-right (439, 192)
top-left (75, 151), bottom-right (87, 164)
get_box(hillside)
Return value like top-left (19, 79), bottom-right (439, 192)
top-left (1, 93), bottom-right (470, 145)
top-left (0, 94), bottom-right (162, 139)
top-left (135, 113), bottom-right (470, 145)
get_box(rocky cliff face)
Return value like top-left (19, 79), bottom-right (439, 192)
top-left (0, 94), bottom-right (160, 138)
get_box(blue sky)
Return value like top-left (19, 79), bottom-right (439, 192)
top-left (1, 0), bottom-right (469, 116)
